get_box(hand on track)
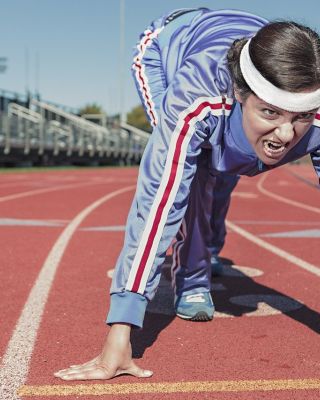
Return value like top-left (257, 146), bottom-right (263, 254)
top-left (54, 324), bottom-right (153, 381)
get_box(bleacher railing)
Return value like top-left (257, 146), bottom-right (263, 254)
top-left (0, 99), bottom-right (149, 163)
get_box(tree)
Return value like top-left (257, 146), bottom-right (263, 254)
top-left (79, 103), bottom-right (105, 116)
top-left (126, 105), bottom-right (152, 133)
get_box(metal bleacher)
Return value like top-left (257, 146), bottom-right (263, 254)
top-left (0, 90), bottom-right (149, 166)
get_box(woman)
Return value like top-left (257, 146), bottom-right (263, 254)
top-left (55, 8), bottom-right (320, 380)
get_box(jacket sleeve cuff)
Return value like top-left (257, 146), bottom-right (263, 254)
top-left (106, 291), bottom-right (148, 329)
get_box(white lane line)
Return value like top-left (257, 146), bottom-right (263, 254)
top-left (0, 218), bottom-right (65, 227)
top-left (287, 169), bottom-right (320, 190)
top-left (0, 178), bottom-right (117, 203)
top-left (226, 220), bottom-right (320, 277)
top-left (257, 173), bottom-right (320, 214)
top-left (0, 185), bottom-right (135, 400)
top-left (0, 178), bottom-right (84, 189)
top-left (232, 220), bottom-right (320, 226)
top-left (261, 229), bottom-right (320, 238)
top-left (82, 225), bottom-right (126, 231)
top-left (0, 181), bottom-right (37, 189)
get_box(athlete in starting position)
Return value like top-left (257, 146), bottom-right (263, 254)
top-left (55, 8), bottom-right (320, 380)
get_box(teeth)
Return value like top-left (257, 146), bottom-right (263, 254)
top-left (268, 142), bottom-right (281, 150)
top-left (263, 140), bottom-right (285, 154)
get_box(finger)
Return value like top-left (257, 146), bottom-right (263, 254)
top-left (54, 369), bottom-right (70, 376)
top-left (54, 363), bottom-right (100, 377)
top-left (116, 364), bottom-right (153, 378)
top-left (54, 356), bottom-right (101, 376)
top-left (69, 355), bottom-right (100, 368)
top-left (56, 367), bottom-right (109, 381)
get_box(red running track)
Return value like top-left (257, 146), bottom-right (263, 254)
top-left (0, 165), bottom-right (319, 399)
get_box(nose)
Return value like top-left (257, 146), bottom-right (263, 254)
top-left (274, 122), bottom-right (294, 144)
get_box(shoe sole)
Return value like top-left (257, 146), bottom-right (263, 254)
top-left (176, 311), bottom-right (213, 322)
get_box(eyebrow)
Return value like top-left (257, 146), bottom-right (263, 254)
top-left (257, 101), bottom-right (285, 113)
top-left (258, 100), bottom-right (318, 114)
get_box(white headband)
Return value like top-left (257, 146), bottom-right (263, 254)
top-left (239, 39), bottom-right (320, 112)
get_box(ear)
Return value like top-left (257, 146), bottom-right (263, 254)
top-left (233, 85), bottom-right (243, 103)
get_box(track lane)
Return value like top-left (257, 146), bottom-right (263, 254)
top-left (0, 228), bottom-right (61, 359)
top-left (287, 164), bottom-right (319, 189)
top-left (258, 166), bottom-right (320, 210)
top-left (225, 166), bottom-right (320, 268)
top-left (1, 166), bottom-right (319, 400)
top-left (26, 190), bottom-right (137, 386)
top-left (0, 179), bottom-right (123, 203)
top-left (0, 174), bottom-right (138, 358)
top-left (23, 167), bottom-right (320, 400)
top-left (0, 182), bottom-right (136, 400)
top-left (257, 177), bottom-right (320, 214)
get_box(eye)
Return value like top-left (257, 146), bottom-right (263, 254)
top-left (296, 112), bottom-right (315, 121)
top-left (262, 108), bottom-right (277, 117)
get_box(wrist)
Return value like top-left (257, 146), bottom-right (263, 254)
top-left (108, 323), bottom-right (131, 342)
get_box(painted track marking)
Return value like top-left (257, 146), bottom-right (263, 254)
top-left (18, 378), bottom-right (320, 396)
top-left (0, 178), bottom-right (120, 203)
top-left (232, 220), bottom-right (320, 226)
top-left (286, 168), bottom-right (320, 190)
top-left (0, 218), bottom-right (65, 227)
top-left (0, 185), bottom-right (135, 400)
top-left (257, 173), bottom-right (320, 214)
top-left (226, 220), bottom-right (320, 277)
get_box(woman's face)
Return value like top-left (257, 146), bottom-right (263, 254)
top-left (236, 93), bottom-right (318, 165)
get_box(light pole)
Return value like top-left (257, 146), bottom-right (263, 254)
top-left (25, 48), bottom-right (30, 96)
top-left (119, 0), bottom-right (126, 124)
top-left (35, 51), bottom-right (40, 99)
top-left (0, 57), bottom-right (7, 112)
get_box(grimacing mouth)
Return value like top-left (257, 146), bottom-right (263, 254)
top-left (263, 139), bottom-right (289, 151)
top-left (261, 138), bottom-right (291, 159)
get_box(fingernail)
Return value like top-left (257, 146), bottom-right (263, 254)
top-left (144, 370), bottom-right (153, 377)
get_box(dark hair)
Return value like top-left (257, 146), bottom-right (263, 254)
top-left (227, 21), bottom-right (320, 100)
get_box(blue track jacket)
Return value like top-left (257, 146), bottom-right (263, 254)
top-left (107, 8), bottom-right (320, 328)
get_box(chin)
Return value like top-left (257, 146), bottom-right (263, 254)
top-left (260, 155), bottom-right (284, 166)
top-left (256, 150), bottom-right (283, 165)
top-left (256, 145), bottom-right (288, 166)
top-left (264, 159), bottom-right (280, 166)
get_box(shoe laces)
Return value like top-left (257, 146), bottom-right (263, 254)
top-left (185, 293), bottom-right (206, 303)
top-left (211, 255), bottom-right (220, 264)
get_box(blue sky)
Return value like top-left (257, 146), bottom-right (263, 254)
top-left (0, 0), bottom-right (319, 116)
